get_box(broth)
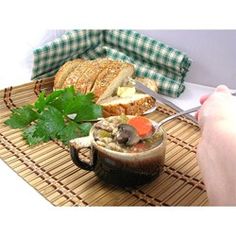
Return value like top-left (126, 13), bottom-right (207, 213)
top-left (93, 115), bottom-right (163, 153)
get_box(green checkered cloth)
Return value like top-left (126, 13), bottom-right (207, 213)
top-left (32, 30), bottom-right (192, 97)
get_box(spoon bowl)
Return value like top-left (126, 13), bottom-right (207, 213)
top-left (149, 105), bottom-right (201, 138)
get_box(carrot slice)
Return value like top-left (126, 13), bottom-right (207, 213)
top-left (127, 116), bottom-right (153, 137)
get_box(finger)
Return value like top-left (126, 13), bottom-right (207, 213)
top-left (200, 94), bottom-right (210, 105)
top-left (215, 85), bottom-right (231, 94)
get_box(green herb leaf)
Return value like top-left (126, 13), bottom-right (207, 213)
top-left (57, 121), bottom-right (80, 144)
top-left (35, 90), bottom-right (64, 112)
top-left (38, 106), bottom-right (65, 139)
top-left (50, 87), bottom-right (76, 114)
top-left (23, 124), bottom-right (50, 145)
top-left (5, 87), bottom-right (102, 146)
top-left (66, 93), bottom-right (95, 114)
top-left (46, 89), bottom-right (64, 103)
top-left (4, 105), bottom-right (38, 128)
top-left (34, 91), bottom-right (47, 112)
top-left (74, 104), bottom-right (102, 122)
top-left (78, 122), bottom-right (92, 136)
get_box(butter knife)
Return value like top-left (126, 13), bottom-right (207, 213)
top-left (129, 78), bottom-right (198, 124)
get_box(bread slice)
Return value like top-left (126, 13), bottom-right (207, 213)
top-left (62, 60), bottom-right (92, 92)
top-left (53, 59), bottom-right (83, 89)
top-left (136, 77), bottom-right (158, 92)
top-left (99, 94), bottom-right (156, 117)
top-left (75, 58), bottom-right (113, 95)
top-left (93, 61), bottom-right (135, 103)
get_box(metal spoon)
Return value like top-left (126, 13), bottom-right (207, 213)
top-left (140, 105), bottom-right (200, 140)
top-left (153, 91), bottom-right (236, 133)
top-left (157, 105), bottom-right (200, 129)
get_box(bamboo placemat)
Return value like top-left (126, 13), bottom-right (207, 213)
top-left (0, 77), bottom-right (208, 206)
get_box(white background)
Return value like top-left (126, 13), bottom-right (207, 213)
top-left (1, 1), bottom-right (236, 236)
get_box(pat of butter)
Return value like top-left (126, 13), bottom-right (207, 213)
top-left (117, 87), bottom-right (136, 97)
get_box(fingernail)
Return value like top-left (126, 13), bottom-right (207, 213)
top-left (215, 85), bottom-right (230, 93)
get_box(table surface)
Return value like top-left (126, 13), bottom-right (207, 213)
top-left (0, 79), bottom-right (219, 208)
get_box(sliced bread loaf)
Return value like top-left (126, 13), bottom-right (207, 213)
top-left (54, 58), bottom-right (135, 102)
top-left (98, 94), bottom-right (156, 117)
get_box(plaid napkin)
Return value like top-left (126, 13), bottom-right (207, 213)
top-left (32, 30), bottom-right (191, 97)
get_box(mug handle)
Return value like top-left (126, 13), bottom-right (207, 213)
top-left (69, 137), bottom-right (97, 171)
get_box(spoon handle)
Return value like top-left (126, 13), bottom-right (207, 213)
top-left (157, 92), bottom-right (236, 128)
top-left (158, 105), bottom-right (201, 128)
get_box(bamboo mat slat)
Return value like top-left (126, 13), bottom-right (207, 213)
top-left (0, 77), bottom-right (208, 206)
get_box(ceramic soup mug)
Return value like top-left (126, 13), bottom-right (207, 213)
top-left (70, 116), bottom-right (167, 186)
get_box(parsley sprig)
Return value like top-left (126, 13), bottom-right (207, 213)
top-left (4, 87), bottom-right (102, 145)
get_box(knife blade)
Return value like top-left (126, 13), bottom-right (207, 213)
top-left (129, 78), bottom-right (198, 124)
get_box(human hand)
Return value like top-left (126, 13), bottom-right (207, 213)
top-left (196, 85), bottom-right (236, 205)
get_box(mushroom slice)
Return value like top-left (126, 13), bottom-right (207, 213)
top-left (116, 124), bottom-right (140, 146)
